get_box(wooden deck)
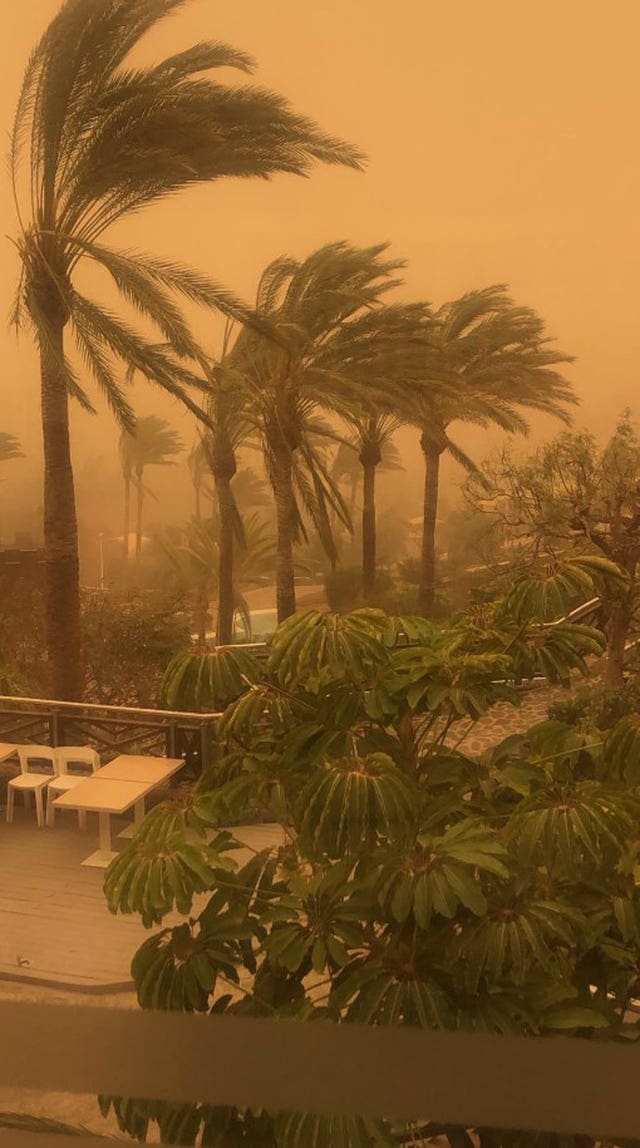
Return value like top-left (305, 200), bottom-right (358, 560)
top-left (0, 807), bottom-right (283, 991)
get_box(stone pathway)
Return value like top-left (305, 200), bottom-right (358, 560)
top-left (448, 681), bottom-right (573, 755)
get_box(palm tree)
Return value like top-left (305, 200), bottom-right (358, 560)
top-left (340, 413), bottom-right (403, 599)
top-left (119, 417), bottom-right (183, 560)
top-left (190, 338), bottom-right (273, 647)
top-left (331, 442), bottom-right (362, 519)
top-left (158, 513), bottom-right (276, 643)
top-left (0, 433), bottom-right (23, 464)
top-left (230, 468), bottom-right (271, 514)
top-left (410, 287), bottom-right (576, 616)
top-left (198, 360), bottom-right (253, 646)
top-left (10, 0), bottom-right (363, 699)
top-left (228, 243), bottom-right (431, 622)
top-left (190, 429), bottom-right (270, 526)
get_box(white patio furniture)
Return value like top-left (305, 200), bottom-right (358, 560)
top-left (47, 746), bottom-right (101, 829)
top-left (94, 754), bottom-right (184, 839)
top-left (6, 745), bottom-right (57, 829)
top-left (0, 743), bottom-right (17, 764)
top-left (52, 777), bottom-right (157, 868)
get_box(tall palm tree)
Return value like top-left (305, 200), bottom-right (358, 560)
top-left (10, 0), bottom-right (363, 699)
top-left (410, 287), bottom-right (576, 616)
top-left (191, 331), bottom-right (273, 646)
top-left (334, 415), bottom-right (404, 598)
top-left (228, 243), bottom-right (432, 622)
top-left (198, 359), bottom-right (253, 646)
top-left (119, 417), bottom-right (183, 560)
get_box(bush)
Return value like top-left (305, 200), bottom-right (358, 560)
top-left (0, 575), bottom-right (47, 695)
top-left (324, 566), bottom-right (396, 612)
top-left (325, 566), bottom-right (432, 617)
top-left (548, 676), bottom-right (640, 730)
top-left (0, 661), bottom-right (26, 697)
top-left (103, 606), bottom-right (640, 1148)
top-left (82, 591), bottom-right (191, 707)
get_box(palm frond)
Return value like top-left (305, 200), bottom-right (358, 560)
top-left (71, 312), bottom-right (139, 433)
top-left (71, 292), bottom-right (213, 425)
top-left (68, 238), bottom-right (265, 333)
top-left (149, 40), bottom-right (256, 80)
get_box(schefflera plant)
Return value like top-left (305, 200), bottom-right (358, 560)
top-left (102, 606), bottom-right (640, 1148)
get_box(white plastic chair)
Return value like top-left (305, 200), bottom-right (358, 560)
top-left (47, 746), bottom-right (101, 829)
top-left (6, 745), bottom-right (58, 829)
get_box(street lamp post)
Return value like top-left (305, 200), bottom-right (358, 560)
top-left (98, 533), bottom-right (105, 591)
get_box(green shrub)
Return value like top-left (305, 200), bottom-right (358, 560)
top-left (324, 566), bottom-right (396, 612)
top-left (104, 606), bottom-right (623, 1148)
top-left (548, 677), bottom-right (640, 730)
top-left (82, 591), bottom-right (191, 707)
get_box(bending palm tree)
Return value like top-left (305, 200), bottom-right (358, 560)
top-left (191, 433), bottom-right (270, 530)
top-left (229, 243), bottom-right (432, 621)
top-left (411, 287), bottom-right (576, 616)
top-left (119, 417), bottom-right (183, 560)
top-left (0, 433), bottom-right (23, 464)
top-left (191, 333), bottom-right (272, 646)
top-left (10, 0), bottom-right (363, 698)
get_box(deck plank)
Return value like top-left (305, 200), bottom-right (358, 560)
top-left (0, 809), bottom-right (283, 989)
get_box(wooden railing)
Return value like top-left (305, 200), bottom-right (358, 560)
top-left (0, 695), bottom-right (222, 774)
top-left (0, 1002), bottom-right (639, 1146)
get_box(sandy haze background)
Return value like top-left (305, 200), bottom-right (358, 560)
top-left (1, 0), bottom-right (639, 557)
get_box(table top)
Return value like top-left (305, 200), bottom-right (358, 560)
top-left (97, 755), bottom-right (184, 784)
top-left (0, 743), bottom-right (17, 763)
top-left (53, 778), bottom-right (150, 814)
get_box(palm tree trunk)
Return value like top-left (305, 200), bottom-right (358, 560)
top-left (194, 481), bottom-right (201, 522)
top-left (215, 471), bottom-right (235, 645)
top-left (418, 437), bottom-right (442, 618)
top-left (361, 459), bottom-right (377, 600)
top-left (273, 445), bottom-right (297, 622)
top-left (122, 473), bottom-right (131, 558)
top-left (135, 466), bottom-right (144, 560)
top-left (209, 431), bottom-right (238, 646)
top-left (40, 316), bottom-right (83, 700)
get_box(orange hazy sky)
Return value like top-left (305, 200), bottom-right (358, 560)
top-left (2, 1), bottom-right (640, 529)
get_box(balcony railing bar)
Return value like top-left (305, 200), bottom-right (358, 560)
top-left (0, 1002), bottom-right (639, 1141)
top-left (0, 695), bottom-right (223, 722)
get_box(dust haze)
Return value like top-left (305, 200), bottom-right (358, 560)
top-left (2, 1), bottom-right (639, 572)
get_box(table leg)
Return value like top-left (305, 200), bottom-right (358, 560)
top-left (99, 812), bottom-right (112, 852)
top-left (81, 811), bottom-right (118, 869)
top-left (117, 797), bottom-right (145, 841)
